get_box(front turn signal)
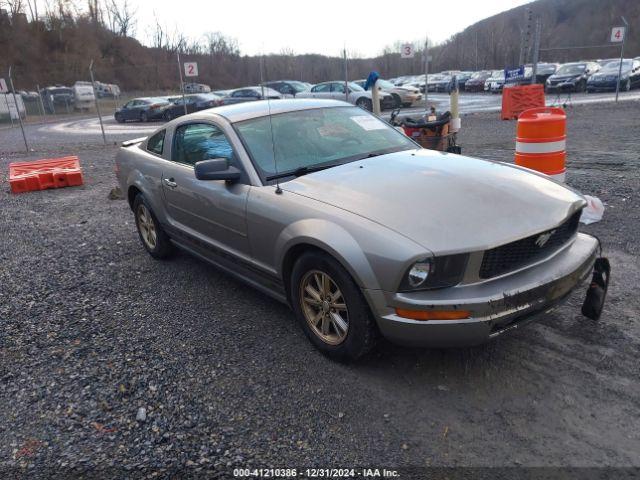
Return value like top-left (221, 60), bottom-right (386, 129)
top-left (395, 308), bottom-right (471, 321)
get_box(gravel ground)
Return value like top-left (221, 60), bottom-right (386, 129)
top-left (1, 101), bottom-right (639, 478)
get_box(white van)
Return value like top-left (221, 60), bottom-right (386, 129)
top-left (73, 82), bottom-right (96, 111)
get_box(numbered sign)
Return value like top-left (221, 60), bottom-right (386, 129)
top-left (610, 26), bottom-right (625, 43)
top-left (401, 44), bottom-right (414, 59)
top-left (184, 62), bottom-right (198, 77)
top-left (0, 78), bottom-right (8, 93)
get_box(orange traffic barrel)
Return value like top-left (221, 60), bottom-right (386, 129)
top-left (515, 107), bottom-right (566, 182)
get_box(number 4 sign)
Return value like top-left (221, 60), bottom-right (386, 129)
top-left (611, 27), bottom-right (625, 43)
top-left (184, 62), bottom-right (198, 77)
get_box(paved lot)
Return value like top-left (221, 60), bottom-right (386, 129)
top-left (0, 100), bottom-right (639, 477)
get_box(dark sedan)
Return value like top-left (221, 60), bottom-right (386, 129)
top-left (161, 93), bottom-right (224, 120)
top-left (114, 97), bottom-right (171, 123)
top-left (261, 80), bottom-right (310, 97)
top-left (220, 87), bottom-right (283, 105)
top-left (545, 62), bottom-right (599, 93)
top-left (587, 59), bottom-right (640, 93)
top-left (464, 71), bottom-right (492, 92)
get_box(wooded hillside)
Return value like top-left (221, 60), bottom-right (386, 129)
top-left (0, 0), bottom-right (638, 92)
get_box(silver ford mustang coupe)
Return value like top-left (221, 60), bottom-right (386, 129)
top-left (115, 99), bottom-right (598, 360)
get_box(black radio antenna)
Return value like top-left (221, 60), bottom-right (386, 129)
top-left (260, 52), bottom-right (282, 194)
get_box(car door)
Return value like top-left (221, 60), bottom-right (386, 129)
top-left (632, 61), bottom-right (640, 88)
top-left (310, 83), bottom-right (332, 99)
top-left (121, 100), bottom-right (136, 120)
top-left (330, 82), bottom-right (348, 101)
top-left (160, 121), bottom-right (251, 255)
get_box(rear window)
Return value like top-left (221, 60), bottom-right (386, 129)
top-left (147, 129), bottom-right (165, 155)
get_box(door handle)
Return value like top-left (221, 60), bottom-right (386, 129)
top-left (163, 178), bottom-right (177, 188)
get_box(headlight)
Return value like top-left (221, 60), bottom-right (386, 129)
top-left (399, 254), bottom-right (469, 292)
top-left (546, 79), bottom-right (551, 84)
top-left (408, 261), bottom-right (431, 287)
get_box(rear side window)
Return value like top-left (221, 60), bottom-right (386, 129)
top-left (173, 123), bottom-right (235, 166)
top-left (147, 129), bottom-right (165, 155)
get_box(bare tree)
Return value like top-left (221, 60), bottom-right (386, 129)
top-left (105, 0), bottom-right (135, 37)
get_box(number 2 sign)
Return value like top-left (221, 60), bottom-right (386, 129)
top-left (610, 27), bottom-right (625, 43)
top-left (184, 62), bottom-right (198, 77)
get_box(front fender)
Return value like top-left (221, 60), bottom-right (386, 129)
top-left (275, 219), bottom-right (381, 290)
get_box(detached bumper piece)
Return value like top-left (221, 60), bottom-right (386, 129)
top-left (9, 156), bottom-right (83, 194)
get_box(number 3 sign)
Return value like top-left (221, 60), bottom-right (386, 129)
top-left (610, 27), bottom-right (625, 43)
top-left (184, 62), bottom-right (198, 77)
top-left (401, 44), bottom-right (414, 59)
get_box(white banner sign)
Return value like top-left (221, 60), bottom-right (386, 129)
top-left (184, 62), bottom-right (198, 77)
top-left (610, 26), bottom-right (625, 43)
top-left (401, 44), bottom-right (414, 59)
top-left (0, 78), bottom-right (8, 93)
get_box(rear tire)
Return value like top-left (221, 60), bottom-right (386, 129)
top-left (133, 194), bottom-right (174, 259)
top-left (356, 97), bottom-right (373, 112)
top-left (163, 110), bottom-right (173, 121)
top-left (140, 111), bottom-right (149, 122)
top-left (290, 251), bottom-right (378, 361)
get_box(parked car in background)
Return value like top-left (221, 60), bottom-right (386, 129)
top-left (587, 59), bottom-right (640, 93)
top-left (73, 81), bottom-right (95, 111)
top-left (596, 58), bottom-right (619, 68)
top-left (221, 86), bottom-right (283, 105)
top-left (262, 80), bottom-right (310, 97)
top-left (114, 97), bottom-right (171, 122)
top-left (94, 81), bottom-right (120, 98)
top-left (353, 78), bottom-right (421, 108)
top-left (162, 93), bottom-right (224, 120)
top-left (464, 71), bottom-right (492, 92)
top-left (116, 99), bottom-right (599, 360)
top-left (485, 70), bottom-right (506, 93)
top-left (545, 62), bottom-right (599, 93)
top-left (40, 86), bottom-right (74, 113)
top-left (212, 89), bottom-right (233, 97)
top-left (184, 83), bottom-right (211, 94)
top-left (454, 72), bottom-right (473, 90)
top-left (19, 90), bottom-right (40, 101)
top-left (428, 74), bottom-right (455, 93)
top-left (296, 81), bottom-right (395, 111)
top-left (531, 63), bottom-right (558, 84)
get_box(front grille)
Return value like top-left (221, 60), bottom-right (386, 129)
top-left (479, 210), bottom-right (582, 279)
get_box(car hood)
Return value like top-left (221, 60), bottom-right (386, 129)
top-left (281, 150), bottom-right (585, 255)
top-left (549, 74), bottom-right (582, 81)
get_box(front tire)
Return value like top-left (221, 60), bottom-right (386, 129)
top-left (391, 93), bottom-right (402, 109)
top-left (290, 251), bottom-right (378, 361)
top-left (133, 194), bottom-right (174, 259)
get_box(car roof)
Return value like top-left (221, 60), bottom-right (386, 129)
top-left (195, 99), bottom-right (350, 123)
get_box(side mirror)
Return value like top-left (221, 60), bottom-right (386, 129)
top-left (194, 158), bottom-right (241, 182)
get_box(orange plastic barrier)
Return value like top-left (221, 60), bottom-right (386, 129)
top-left (501, 84), bottom-right (546, 120)
top-left (9, 156), bottom-right (84, 194)
top-left (515, 107), bottom-right (566, 182)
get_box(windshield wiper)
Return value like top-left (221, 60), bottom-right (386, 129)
top-left (266, 162), bottom-right (343, 181)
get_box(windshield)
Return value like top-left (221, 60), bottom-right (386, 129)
top-left (349, 82), bottom-right (364, 92)
top-left (601, 60), bottom-right (632, 72)
top-left (556, 64), bottom-right (586, 76)
top-left (234, 106), bottom-right (417, 183)
top-left (471, 71), bottom-right (489, 79)
top-left (377, 79), bottom-right (395, 89)
top-left (289, 81), bottom-right (310, 92)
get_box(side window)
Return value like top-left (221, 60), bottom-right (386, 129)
top-left (147, 129), bottom-right (165, 155)
top-left (173, 123), bottom-right (235, 166)
top-left (332, 83), bottom-right (345, 93)
top-left (313, 84), bottom-right (330, 93)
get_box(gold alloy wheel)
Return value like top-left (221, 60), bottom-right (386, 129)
top-left (137, 204), bottom-right (157, 250)
top-left (300, 270), bottom-right (349, 345)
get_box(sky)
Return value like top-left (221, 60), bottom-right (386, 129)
top-left (132, 0), bottom-right (534, 57)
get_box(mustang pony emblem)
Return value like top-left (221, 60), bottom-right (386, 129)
top-left (535, 230), bottom-right (556, 248)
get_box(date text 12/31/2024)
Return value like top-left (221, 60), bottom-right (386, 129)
top-left (233, 468), bottom-right (400, 478)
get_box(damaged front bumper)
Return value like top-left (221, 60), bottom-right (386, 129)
top-left (365, 233), bottom-right (598, 347)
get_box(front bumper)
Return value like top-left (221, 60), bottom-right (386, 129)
top-left (546, 81), bottom-right (578, 92)
top-left (587, 81), bottom-right (618, 92)
top-left (364, 233), bottom-right (598, 348)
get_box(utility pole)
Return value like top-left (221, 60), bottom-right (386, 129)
top-left (424, 39), bottom-right (429, 113)
top-left (8, 66), bottom-right (28, 152)
top-left (615, 16), bottom-right (629, 103)
top-left (519, 7), bottom-right (533, 66)
top-left (343, 47), bottom-right (348, 103)
top-left (89, 60), bottom-right (106, 145)
top-left (531, 18), bottom-right (542, 84)
top-left (176, 51), bottom-right (187, 115)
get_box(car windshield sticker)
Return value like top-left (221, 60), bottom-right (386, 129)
top-left (350, 115), bottom-right (386, 131)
